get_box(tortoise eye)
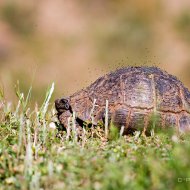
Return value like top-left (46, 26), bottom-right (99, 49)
top-left (64, 103), bottom-right (70, 110)
top-left (60, 98), bottom-right (70, 110)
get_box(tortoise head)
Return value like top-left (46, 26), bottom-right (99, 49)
top-left (55, 97), bottom-right (72, 114)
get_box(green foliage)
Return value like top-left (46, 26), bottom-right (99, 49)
top-left (0, 86), bottom-right (190, 190)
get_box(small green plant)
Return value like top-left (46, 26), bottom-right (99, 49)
top-left (109, 123), bottom-right (119, 141)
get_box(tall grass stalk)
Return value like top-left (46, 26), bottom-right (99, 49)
top-left (40, 83), bottom-right (54, 119)
top-left (39, 83), bottom-right (55, 145)
top-left (66, 117), bottom-right (71, 141)
top-left (33, 108), bottom-right (39, 159)
top-left (82, 127), bottom-right (87, 148)
top-left (72, 112), bottom-right (78, 142)
top-left (18, 114), bottom-right (24, 156)
top-left (24, 119), bottom-right (33, 177)
top-left (105, 100), bottom-right (109, 138)
top-left (15, 82), bottom-right (32, 112)
top-left (42, 120), bottom-right (47, 145)
top-left (15, 93), bottom-right (23, 116)
top-left (120, 125), bottom-right (125, 137)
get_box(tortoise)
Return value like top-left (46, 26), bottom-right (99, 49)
top-left (55, 66), bottom-right (190, 134)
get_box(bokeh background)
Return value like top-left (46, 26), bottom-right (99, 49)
top-left (0, 0), bottom-right (190, 104)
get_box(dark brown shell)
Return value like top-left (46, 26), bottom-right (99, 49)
top-left (56, 66), bottom-right (190, 134)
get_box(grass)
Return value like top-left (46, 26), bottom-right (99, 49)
top-left (0, 84), bottom-right (190, 190)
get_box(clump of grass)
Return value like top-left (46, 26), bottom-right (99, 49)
top-left (0, 83), bottom-right (190, 190)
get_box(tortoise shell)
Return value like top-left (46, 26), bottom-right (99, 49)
top-left (55, 66), bottom-right (190, 134)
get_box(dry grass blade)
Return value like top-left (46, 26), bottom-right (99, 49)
top-left (72, 112), bottom-right (78, 142)
top-left (40, 83), bottom-right (55, 119)
top-left (120, 125), bottom-right (125, 137)
top-left (105, 100), bottom-right (109, 138)
top-left (24, 120), bottom-right (33, 177)
top-left (66, 117), bottom-right (71, 140)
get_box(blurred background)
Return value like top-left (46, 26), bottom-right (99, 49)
top-left (0, 0), bottom-right (190, 104)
